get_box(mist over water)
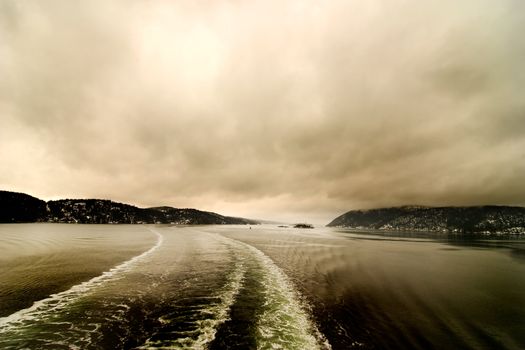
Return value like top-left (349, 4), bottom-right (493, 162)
top-left (0, 224), bottom-right (524, 349)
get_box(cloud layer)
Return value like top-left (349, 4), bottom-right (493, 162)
top-left (1, 0), bottom-right (524, 223)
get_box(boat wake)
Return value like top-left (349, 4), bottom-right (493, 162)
top-left (138, 254), bottom-right (246, 349)
top-left (0, 227), bottom-right (330, 349)
top-left (215, 235), bottom-right (331, 350)
top-left (0, 228), bottom-right (163, 333)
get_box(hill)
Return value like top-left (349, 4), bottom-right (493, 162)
top-left (0, 191), bottom-right (47, 223)
top-left (327, 205), bottom-right (525, 235)
top-left (0, 190), bottom-right (258, 225)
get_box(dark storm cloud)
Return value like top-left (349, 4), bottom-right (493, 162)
top-left (1, 0), bottom-right (524, 223)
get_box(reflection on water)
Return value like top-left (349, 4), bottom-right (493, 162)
top-left (0, 224), bottom-right (523, 349)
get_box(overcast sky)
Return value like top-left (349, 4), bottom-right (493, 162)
top-left (1, 0), bottom-right (524, 223)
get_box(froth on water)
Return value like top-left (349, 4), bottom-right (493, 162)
top-left (0, 224), bottom-right (524, 349)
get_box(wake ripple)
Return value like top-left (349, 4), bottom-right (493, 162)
top-left (138, 234), bottom-right (246, 349)
top-left (225, 237), bottom-right (331, 350)
top-left (0, 228), bottom-right (163, 333)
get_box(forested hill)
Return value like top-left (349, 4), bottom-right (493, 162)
top-left (0, 190), bottom-right (258, 225)
top-left (327, 206), bottom-right (525, 235)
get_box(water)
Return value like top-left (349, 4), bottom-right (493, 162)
top-left (0, 224), bottom-right (523, 349)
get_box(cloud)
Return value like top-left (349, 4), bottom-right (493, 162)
top-left (1, 0), bottom-right (524, 223)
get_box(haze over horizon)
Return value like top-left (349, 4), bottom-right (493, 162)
top-left (1, 0), bottom-right (524, 224)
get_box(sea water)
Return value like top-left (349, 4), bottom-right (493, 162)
top-left (0, 224), bottom-right (523, 349)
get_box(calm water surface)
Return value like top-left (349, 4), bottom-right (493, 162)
top-left (0, 224), bottom-right (523, 349)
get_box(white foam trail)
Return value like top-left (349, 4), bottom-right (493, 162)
top-left (0, 227), bottom-right (163, 332)
top-left (235, 239), bottom-right (331, 350)
top-left (139, 234), bottom-right (246, 350)
top-left (190, 262), bottom-right (245, 349)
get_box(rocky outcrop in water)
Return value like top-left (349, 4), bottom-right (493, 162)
top-left (327, 205), bottom-right (525, 235)
top-left (0, 190), bottom-right (258, 225)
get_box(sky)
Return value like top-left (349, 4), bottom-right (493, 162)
top-left (1, 0), bottom-right (524, 224)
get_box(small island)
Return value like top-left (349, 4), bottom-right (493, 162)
top-left (294, 223), bottom-right (314, 229)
